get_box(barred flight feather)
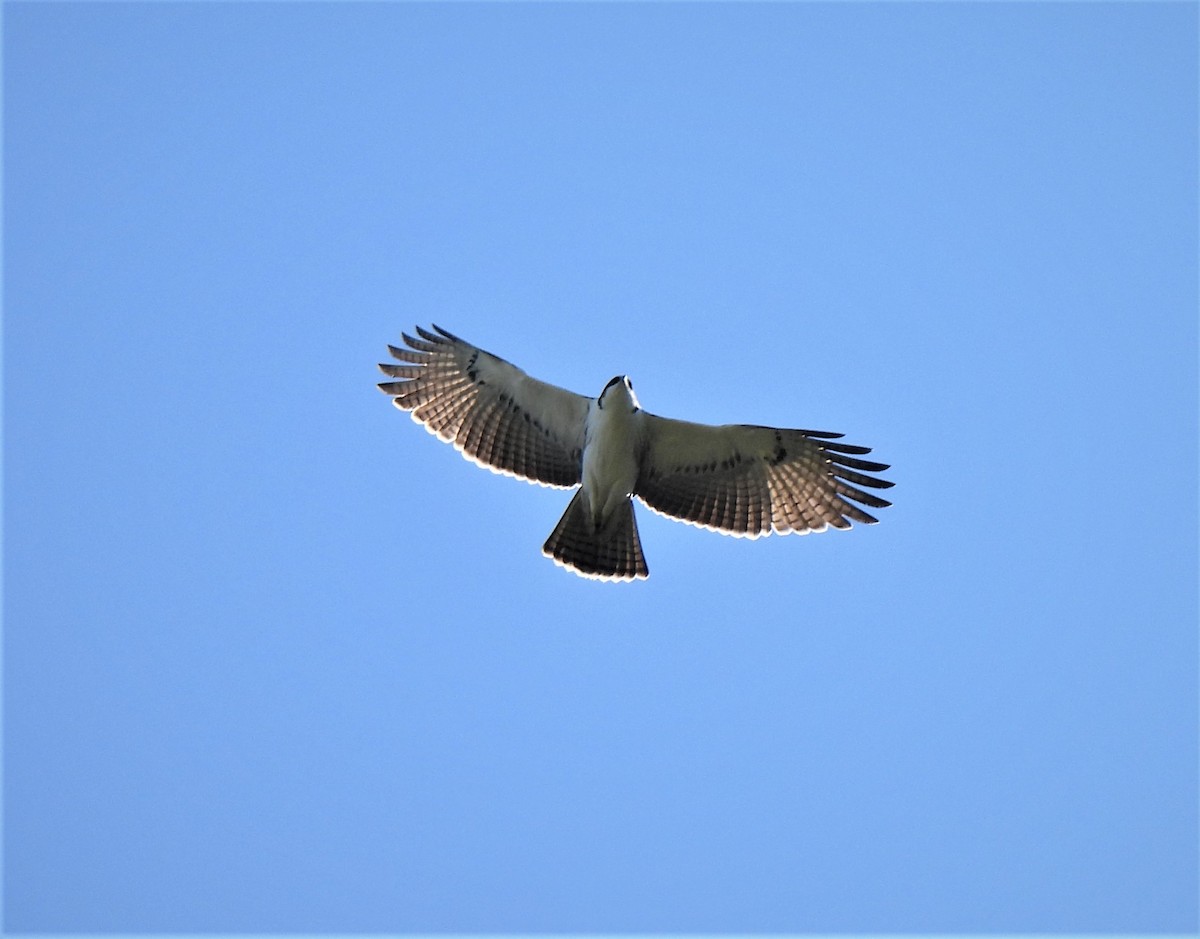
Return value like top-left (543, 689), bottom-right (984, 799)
top-left (377, 325), bottom-right (588, 490)
top-left (635, 421), bottom-right (892, 538)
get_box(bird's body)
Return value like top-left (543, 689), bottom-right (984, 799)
top-left (581, 378), bottom-right (642, 526)
top-left (378, 325), bottom-right (893, 581)
top-left (546, 377), bottom-right (649, 579)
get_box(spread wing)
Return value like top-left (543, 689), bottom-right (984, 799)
top-left (377, 325), bottom-right (590, 488)
top-left (635, 415), bottom-right (893, 536)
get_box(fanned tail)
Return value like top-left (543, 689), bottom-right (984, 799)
top-left (542, 491), bottom-right (649, 582)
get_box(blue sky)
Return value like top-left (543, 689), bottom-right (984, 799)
top-left (4, 2), bottom-right (1197, 933)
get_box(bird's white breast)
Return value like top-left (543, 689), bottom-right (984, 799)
top-left (581, 392), bottom-right (642, 526)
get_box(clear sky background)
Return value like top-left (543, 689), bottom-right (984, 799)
top-left (4, 2), bottom-right (1197, 934)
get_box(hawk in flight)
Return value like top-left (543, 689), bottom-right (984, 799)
top-left (378, 325), bottom-right (893, 581)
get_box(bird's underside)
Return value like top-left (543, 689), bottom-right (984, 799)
top-left (377, 324), bottom-right (894, 581)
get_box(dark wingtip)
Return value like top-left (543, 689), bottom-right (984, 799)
top-left (801, 429), bottom-right (846, 440)
top-left (415, 324), bottom-right (449, 343)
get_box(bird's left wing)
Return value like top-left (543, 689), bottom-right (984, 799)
top-left (378, 325), bottom-right (590, 488)
top-left (636, 414), bottom-right (893, 536)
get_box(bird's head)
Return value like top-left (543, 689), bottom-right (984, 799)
top-left (599, 375), bottom-right (640, 412)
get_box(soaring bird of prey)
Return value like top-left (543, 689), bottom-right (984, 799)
top-left (378, 325), bottom-right (893, 581)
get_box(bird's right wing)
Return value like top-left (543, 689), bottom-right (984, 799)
top-left (378, 325), bottom-right (590, 488)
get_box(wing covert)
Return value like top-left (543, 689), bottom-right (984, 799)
top-left (635, 415), bottom-right (893, 537)
top-left (377, 325), bottom-right (589, 488)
